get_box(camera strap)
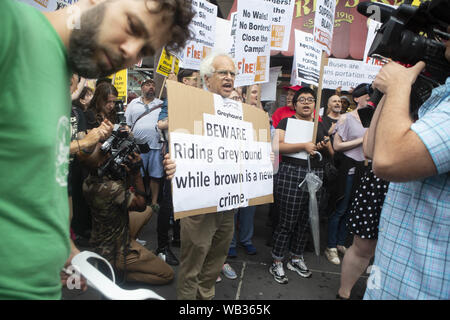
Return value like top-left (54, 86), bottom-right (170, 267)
top-left (130, 103), bottom-right (163, 132)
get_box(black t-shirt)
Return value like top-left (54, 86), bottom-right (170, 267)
top-left (321, 114), bottom-right (338, 134)
top-left (277, 116), bottom-right (328, 168)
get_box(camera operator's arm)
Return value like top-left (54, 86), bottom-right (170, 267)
top-left (77, 120), bottom-right (114, 167)
top-left (363, 96), bottom-right (386, 159)
top-left (124, 152), bottom-right (147, 212)
top-left (370, 61), bottom-right (437, 181)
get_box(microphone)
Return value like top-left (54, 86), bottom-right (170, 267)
top-left (357, 1), bottom-right (396, 24)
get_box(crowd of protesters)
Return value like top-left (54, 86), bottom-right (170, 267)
top-left (0, 0), bottom-right (448, 301)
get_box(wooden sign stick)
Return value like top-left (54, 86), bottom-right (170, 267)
top-left (312, 51), bottom-right (328, 144)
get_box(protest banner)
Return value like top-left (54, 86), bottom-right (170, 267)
top-left (363, 19), bottom-right (384, 66)
top-left (230, 12), bottom-right (238, 58)
top-left (264, 0), bottom-right (295, 52)
top-left (234, 0), bottom-right (272, 87)
top-left (156, 48), bottom-right (180, 77)
top-left (17, 0), bottom-right (77, 11)
top-left (178, 0), bottom-right (217, 70)
top-left (166, 80), bottom-right (273, 219)
top-left (313, 0), bottom-right (336, 56)
top-left (323, 58), bottom-right (381, 91)
top-left (108, 69), bottom-right (127, 103)
top-left (261, 66), bottom-right (282, 101)
top-left (294, 30), bottom-right (322, 86)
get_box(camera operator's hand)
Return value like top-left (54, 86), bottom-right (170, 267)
top-left (98, 119), bottom-right (114, 140)
top-left (123, 152), bottom-right (143, 175)
top-left (163, 153), bottom-right (176, 180)
top-left (373, 61), bottom-right (426, 94)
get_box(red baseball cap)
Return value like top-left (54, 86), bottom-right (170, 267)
top-left (283, 85), bottom-right (302, 91)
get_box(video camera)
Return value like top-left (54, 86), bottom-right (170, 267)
top-left (357, 0), bottom-right (450, 127)
top-left (98, 100), bottom-right (150, 179)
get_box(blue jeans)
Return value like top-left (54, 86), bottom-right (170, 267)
top-left (327, 174), bottom-right (354, 248)
top-left (230, 206), bottom-right (256, 248)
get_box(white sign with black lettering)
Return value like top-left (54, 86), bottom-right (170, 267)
top-left (264, 0), bottom-right (295, 51)
top-left (323, 58), bottom-right (381, 91)
top-left (170, 98), bottom-right (273, 213)
top-left (234, 0), bottom-right (273, 87)
top-left (294, 29), bottom-right (322, 86)
top-left (313, 0), bottom-right (336, 55)
top-left (179, 0), bottom-right (217, 70)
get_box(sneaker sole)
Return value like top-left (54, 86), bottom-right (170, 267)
top-left (269, 268), bottom-right (288, 284)
top-left (287, 262), bottom-right (312, 278)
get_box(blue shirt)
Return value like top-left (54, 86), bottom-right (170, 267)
top-left (364, 78), bottom-right (450, 300)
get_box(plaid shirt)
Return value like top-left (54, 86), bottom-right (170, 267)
top-left (364, 78), bottom-right (450, 300)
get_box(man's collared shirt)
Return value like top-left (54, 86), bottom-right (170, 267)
top-left (364, 78), bottom-right (450, 300)
top-left (125, 97), bottom-right (163, 149)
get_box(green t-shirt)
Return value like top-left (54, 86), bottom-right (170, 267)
top-left (0, 0), bottom-right (71, 299)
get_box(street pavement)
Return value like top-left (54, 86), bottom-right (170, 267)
top-left (62, 204), bottom-right (368, 300)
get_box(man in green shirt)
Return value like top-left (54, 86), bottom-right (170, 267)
top-left (0, 0), bottom-right (194, 299)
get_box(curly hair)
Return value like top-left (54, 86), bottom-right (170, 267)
top-left (146, 0), bottom-right (196, 52)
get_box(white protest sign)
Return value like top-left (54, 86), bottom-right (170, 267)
top-left (313, 0), bottom-right (336, 55)
top-left (264, 0), bottom-right (295, 51)
top-left (294, 29), bottom-right (322, 86)
top-left (284, 118), bottom-right (314, 160)
top-left (323, 58), bottom-right (381, 91)
top-left (230, 12), bottom-right (238, 58)
top-left (364, 19), bottom-right (384, 66)
top-left (17, 0), bottom-right (78, 11)
top-left (214, 18), bottom-right (233, 56)
top-left (179, 0), bottom-right (217, 70)
top-left (261, 66), bottom-right (282, 101)
top-left (234, 0), bottom-right (273, 87)
top-left (170, 97), bottom-right (273, 214)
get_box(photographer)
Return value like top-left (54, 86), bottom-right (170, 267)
top-left (363, 28), bottom-right (450, 300)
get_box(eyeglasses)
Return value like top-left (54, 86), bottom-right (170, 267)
top-left (213, 70), bottom-right (236, 78)
top-left (297, 97), bottom-right (315, 104)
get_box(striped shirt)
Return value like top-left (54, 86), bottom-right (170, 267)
top-left (364, 77), bottom-right (450, 300)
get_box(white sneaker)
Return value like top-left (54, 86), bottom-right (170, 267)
top-left (269, 262), bottom-right (288, 284)
top-left (325, 248), bottom-right (340, 265)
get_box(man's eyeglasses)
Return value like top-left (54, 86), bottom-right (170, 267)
top-left (297, 97), bottom-right (315, 103)
top-left (213, 70), bottom-right (236, 78)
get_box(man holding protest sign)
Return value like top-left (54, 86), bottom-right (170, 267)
top-left (163, 52), bottom-right (238, 300)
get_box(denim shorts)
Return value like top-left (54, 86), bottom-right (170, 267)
top-left (140, 149), bottom-right (164, 178)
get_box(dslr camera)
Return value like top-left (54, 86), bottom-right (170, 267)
top-left (98, 100), bottom-right (150, 179)
top-left (357, 0), bottom-right (450, 127)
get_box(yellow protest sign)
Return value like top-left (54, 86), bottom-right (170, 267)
top-left (156, 48), bottom-right (180, 77)
top-left (108, 69), bottom-right (128, 103)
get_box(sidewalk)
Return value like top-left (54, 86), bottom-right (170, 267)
top-left (62, 204), bottom-right (368, 300)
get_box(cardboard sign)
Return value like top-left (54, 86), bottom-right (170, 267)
top-left (166, 80), bottom-right (273, 219)
top-left (313, 0), bottom-right (336, 55)
top-left (294, 29), bottom-right (322, 86)
top-left (234, 0), bottom-right (272, 87)
top-left (323, 58), bottom-right (381, 91)
top-left (178, 0), bottom-right (217, 70)
top-left (156, 48), bottom-right (180, 77)
top-left (264, 0), bottom-right (295, 51)
top-left (230, 12), bottom-right (238, 58)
